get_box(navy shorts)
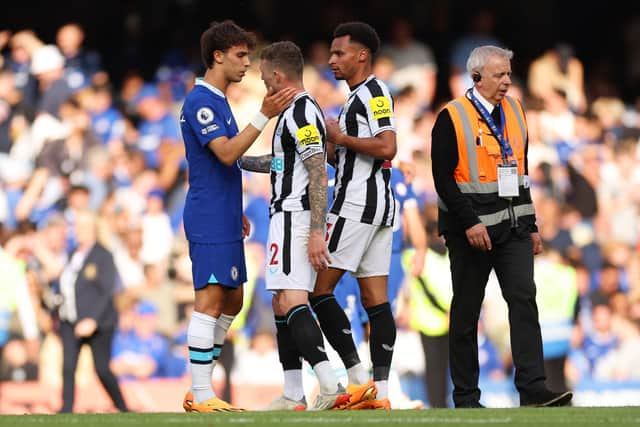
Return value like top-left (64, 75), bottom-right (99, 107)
top-left (189, 241), bottom-right (247, 290)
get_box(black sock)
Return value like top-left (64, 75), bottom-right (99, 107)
top-left (286, 304), bottom-right (328, 367)
top-left (275, 315), bottom-right (302, 370)
top-left (366, 302), bottom-right (396, 381)
top-left (310, 293), bottom-right (361, 368)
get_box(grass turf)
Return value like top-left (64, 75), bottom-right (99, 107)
top-left (2, 407), bottom-right (639, 427)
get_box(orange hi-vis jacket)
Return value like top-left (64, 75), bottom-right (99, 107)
top-left (440, 94), bottom-right (536, 238)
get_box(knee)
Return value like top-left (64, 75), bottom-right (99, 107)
top-left (194, 299), bottom-right (225, 318)
top-left (360, 289), bottom-right (387, 309)
top-left (273, 291), bottom-right (308, 314)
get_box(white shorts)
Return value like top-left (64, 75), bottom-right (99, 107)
top-left (325, 213), bottom-right (392, 278)
top-left (265, 211), bottom-right (317, 292)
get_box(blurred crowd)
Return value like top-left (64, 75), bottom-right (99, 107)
top-left (1, 15), bottom-right (640, 410)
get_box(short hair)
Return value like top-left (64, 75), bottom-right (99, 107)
top-left (260, 41), bottom-right (304, 80)
top-left (333, 21), bottom-right (380, 57)
top-left (200, 20), bottom-right (256, 69)
top-left (466, 45), bottom-right (513, 75)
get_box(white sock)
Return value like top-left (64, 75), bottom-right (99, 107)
top-left (188, 311), bottom-right (217, 403)
top-left (214, 313), bottom-right (234, 345)
top-left (313, 361), bottom-right (339, 395)
top-left (283, 369), bottom-right (304, 401)
top-left (347, 364), bottom-right (369, 385)
top-left (375, 380), bottom-right (388, 399)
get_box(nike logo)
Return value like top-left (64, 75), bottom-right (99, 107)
top-left (226, 117), bottom-right (232, 125)
top-left (180, 116), bottom-right (186, 123)
top-left (382, 344), bottom-right (394, 352)
top-left (317, 346), bottom-right (326, 353)
top-left (341, 329), bottom-right (352, 335)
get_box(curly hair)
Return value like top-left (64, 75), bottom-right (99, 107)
top-left (333, 21), bottom-right (380, 57)
top-left (200, 20), bottom-right (256, 69)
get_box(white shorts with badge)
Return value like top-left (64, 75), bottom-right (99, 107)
top-left (265, 210), bottom-right (316, 292)
top-left (325, 213), bottom-right (392, 278)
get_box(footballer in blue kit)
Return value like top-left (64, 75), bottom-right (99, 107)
top-left (179, 20), bottom-right (296, 413)
top-left (181, 78), bottom-right (247, 288)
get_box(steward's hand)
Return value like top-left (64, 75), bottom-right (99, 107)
top-left (531, 232), bottom-right (543, 255)
top-left (465, 223), bottom-right (492, 251)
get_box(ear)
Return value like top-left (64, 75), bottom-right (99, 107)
top-left (358, 49), bottom-right (368, 63)
top-left (213, 50), bottom-right (225, 65)
top-left (274, 69), bottom-right (284, 85)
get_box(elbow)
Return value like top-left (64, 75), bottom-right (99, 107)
top-left (218, 153), bottom-right (237, 167)
top-left (383, 144), bottom-right (397, 161)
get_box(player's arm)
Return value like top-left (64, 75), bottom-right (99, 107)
top-left (326, 119), bottom-right (396, 160)
top-left (325, 140), bottom-right (337, 166)
top-left (208, 87), bottom-right (296, 166)
top-left (303, 152), bottom-right (331, 271)
top-left (303, 153), bottom-right (328, 233)
top-left (403, 198), bottom-right (427, 277)
top-left (238, 154), bottom-right (272, 173)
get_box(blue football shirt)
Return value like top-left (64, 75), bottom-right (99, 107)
top-left (180, 78), bottom-right (242, 243)
top-left (391, 168), bottom-right (417, 253)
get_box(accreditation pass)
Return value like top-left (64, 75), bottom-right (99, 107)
top-left (497, 164), bottom-right (519, 197)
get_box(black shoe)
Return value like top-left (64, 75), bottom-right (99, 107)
top-left (520, 390), bottom-right (572, 407)
top-left (456, 401), bottom-right (485, 408)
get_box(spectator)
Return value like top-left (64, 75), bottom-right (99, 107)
top-left (380, 17), bottom-right (437, 109)
top-left (56, 23), bottom-right (105, 86)
top-left (56, 209), bottom-right (127, 413)
top-left (110, 300), bottom-right (172, 380)
top-left (582, 303), bottom-right (618, 377)
top-left (528, 43), bottom-right (587, 113)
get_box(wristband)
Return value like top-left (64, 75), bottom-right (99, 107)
top-left (250, 111), bottom-right (269, 131)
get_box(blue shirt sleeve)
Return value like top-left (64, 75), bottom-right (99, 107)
top-left (183, 97), bottom-right (228, 147)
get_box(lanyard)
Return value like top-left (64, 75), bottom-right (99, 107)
top-left (467, 89), bottom-right (513, 163)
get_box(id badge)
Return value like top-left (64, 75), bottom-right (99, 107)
top-left (497, 164), bottom-right (519, 198)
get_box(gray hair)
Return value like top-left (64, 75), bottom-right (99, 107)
top-left (466, 45), bottom-right (513, 75)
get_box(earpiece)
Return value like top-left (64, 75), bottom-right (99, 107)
top-left (472, 72), bottom-right (482, 83)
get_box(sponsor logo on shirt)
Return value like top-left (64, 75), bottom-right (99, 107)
top-left (271, 156), bottom-right (284, 172)
top-left (201, 124), bottom-right (220, 135)
top-left (369, 96), bottom-right (392, 120)
top-left (296, 124), bottom-right (321, 146)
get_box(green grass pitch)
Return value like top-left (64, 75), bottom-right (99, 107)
top-left (2, 407), bottom-right (639, 427)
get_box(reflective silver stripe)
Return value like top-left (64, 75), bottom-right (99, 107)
top-left (438, 197), bottom-right (448, 212)
top-left (478, 203), bottom-right (535, 227)
top-left (457, 175), bottom-right (528, 194)
top-left (504, 96), bottom-right (526, 143)
top-left (450, 100), bottom-right (478, 182)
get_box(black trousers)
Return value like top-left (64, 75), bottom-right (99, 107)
top-left (420, 333), bottom-right (449, 408)
top-left (445, 232), bottom-right (546, 407)
top-left (544, 356), bottom-right (568, 393)
top-left (59, 321), bottom-right (128, 413)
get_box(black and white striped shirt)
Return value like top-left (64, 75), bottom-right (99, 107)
top-left (331, 75), bottom-right (396, 226)
top-left (270, 91), bottom-right (326, 216)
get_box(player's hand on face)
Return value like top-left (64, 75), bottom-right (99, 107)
top-left (308, 230), bottom-right (331, 272)
top-left (260, 87), bottom-right (297, 118)
top-left (242, 215), bottom-right (251, 238)
top-left (325, 119), bottom-right (342, 144)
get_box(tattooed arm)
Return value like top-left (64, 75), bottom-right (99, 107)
top-left (238, 154), bottom-right (272, 173)
top-left (303, 152), bottom-right (331, 271)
